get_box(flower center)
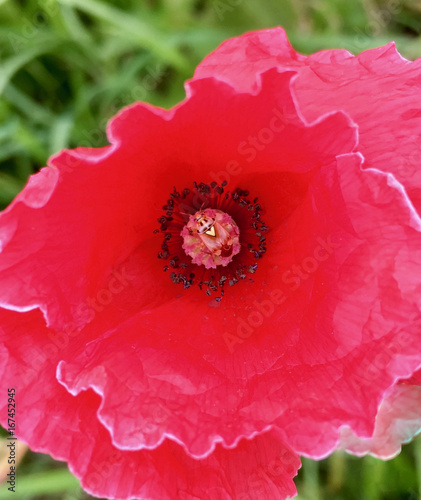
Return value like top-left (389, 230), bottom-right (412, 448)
top-left (155, 182), bottom-right (268, 300)
top-left (181, 208), bottom-right (241, 269)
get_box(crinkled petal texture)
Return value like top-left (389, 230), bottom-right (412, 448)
top-left (1, 31), bottom-right (421, 500)
top-left (340, 370), bottom-right (421, 459)
top-left (194, 27), bottom-right (421, 215)
top-left (0, 308), bottom-right (300, 500)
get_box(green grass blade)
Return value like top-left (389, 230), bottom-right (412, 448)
top-left (0, 40), bottom-right (62, 95)
top-left (57, 0), bottom-right (190, 72)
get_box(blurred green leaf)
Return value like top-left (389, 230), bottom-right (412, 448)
top-left (57, 0), bottom-right (190, 71)
top-left (0, 171), bottom-right (25, 206)
top-left (0, 37), bottom-right (62, 94)
top-left (0, 467), bottom-right (80, 498)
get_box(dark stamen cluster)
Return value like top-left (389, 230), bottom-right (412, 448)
top-left (155, 181), bottom-right (268, 299)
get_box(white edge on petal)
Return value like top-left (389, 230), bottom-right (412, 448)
top-left (57, 359), bottom-right (279, 460)
top-left (364, 165), bottom-right (421, 232)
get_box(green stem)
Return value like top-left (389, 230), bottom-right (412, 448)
top-left (327, 451), bottom-right (346, 492)
top-left (362, 456), bottom-right (384, 500)
top-left (415, 437), bottom-right (421, 499)
top-left (302, 457), bottom-right (321, 500)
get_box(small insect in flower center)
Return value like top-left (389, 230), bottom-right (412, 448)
top-left (182, 208), bottom-right (241, 269)
top-left (195, 212), bottom-right (216, 235)
top-left (155, 182), bottom-right (268, 299)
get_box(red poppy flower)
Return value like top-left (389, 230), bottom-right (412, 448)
top-left (1, 27), bottom-right (421, 499)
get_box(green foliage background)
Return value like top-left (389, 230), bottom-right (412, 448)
top-left (0, 0), bottom-right (420, 498)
